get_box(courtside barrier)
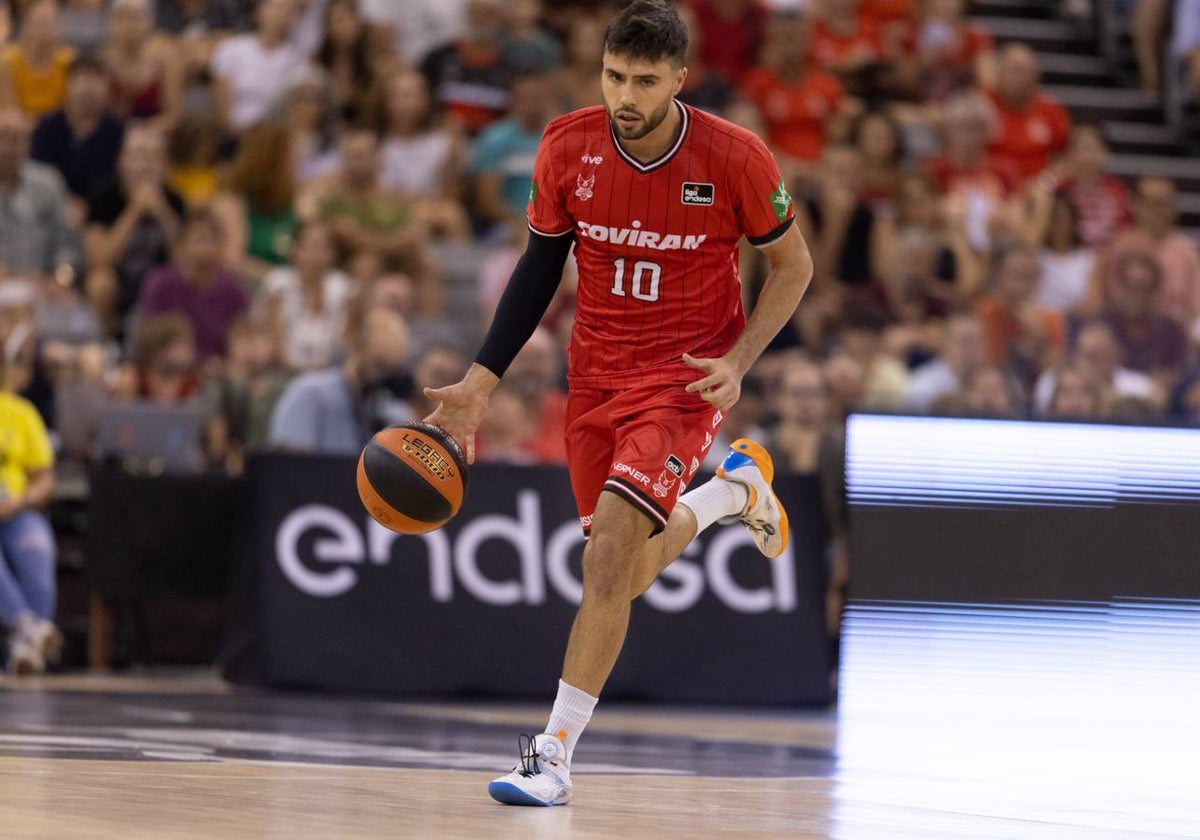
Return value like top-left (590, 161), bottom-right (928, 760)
top-left (223, 455), bottom-right (835, 705)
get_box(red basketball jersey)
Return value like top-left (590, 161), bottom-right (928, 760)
top-left (527, 102), bottom-right (795, 390)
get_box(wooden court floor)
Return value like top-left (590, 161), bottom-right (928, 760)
top-left (0, 672), bottom-right (1194, 839)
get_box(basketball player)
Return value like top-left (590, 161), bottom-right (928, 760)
top-left (425, 0), bottom-right (813, 806)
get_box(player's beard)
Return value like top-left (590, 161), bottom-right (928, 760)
top-left (608, 96), bottom-right (673, 141)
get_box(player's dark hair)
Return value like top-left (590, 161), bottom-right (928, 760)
top-left (604, 0), bottom-right (689, 68)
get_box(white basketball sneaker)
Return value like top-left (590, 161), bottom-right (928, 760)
top-left (28, 619), bottom-right (63, 667)
top-left (716, 438), bottom-right (790, 559)
top-left (7, 634), bottom-right (44, 675)
top-left (488, 733), bottom-right (572, 807)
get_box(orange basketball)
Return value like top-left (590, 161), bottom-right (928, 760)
top-left (356, 422), bottom-right (469, 534)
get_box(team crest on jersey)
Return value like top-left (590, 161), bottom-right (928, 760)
top-left (652, 469), bottom-right (678, 499)
top-left (681, 182), bottom-right (714, 206)
top-left (575, 173), bottom-right (595, 201)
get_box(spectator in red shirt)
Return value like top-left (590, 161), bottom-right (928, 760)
top-left (905, 0), bottom-right (994, 102)
top-left (740, 13), bottom-right (849, 173)
top-left (676, 4), bottom-right (735, 115)
top-left (500, 326), bottom-right (568, 465)
top-left (975, 246), bottom-right (1066, 383)
top-left (684, 0), bottom-right (766, 84)
top-left (1058, 125), bottom-right (1131, 250)
top-left (475, 381), bottom-right (540, 464)
top-left (927, 93), bottom-right (1019, 198)
top-left (925, 93), bottom-right (1019, 254)
top-left (861, 0), bottom-right (915, 29)
top-left (811, 0), bottom-right (884, 74)
top-left (983, 44), bottom-right (1071, 181)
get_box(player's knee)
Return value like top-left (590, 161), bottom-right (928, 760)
top-left (580, 491), bottom-right (658, 599)
top-left (582, 533), bottom-right (636, 600)
top-left (581, 528), bottom-right (643, 602)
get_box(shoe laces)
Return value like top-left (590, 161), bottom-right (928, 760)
top-left (515, 733), bottom-right (542, 778)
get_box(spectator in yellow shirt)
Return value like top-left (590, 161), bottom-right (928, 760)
top-left (0, 351), bottom-right (59, 675)
top-left (0, 1), bottom-right (76, 118)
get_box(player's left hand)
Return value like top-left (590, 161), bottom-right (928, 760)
top-left (682, 353), bottom-right (742, 412)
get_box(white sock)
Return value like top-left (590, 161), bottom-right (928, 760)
top-left (678, 477), bottom-right (748, 533)
top-left (545, 679), bottom-right (597, 765)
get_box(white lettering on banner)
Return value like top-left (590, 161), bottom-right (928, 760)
top-left (274, 490), bottom-right (797, 613)
top-left (641, 542), bottom-right (704, 612)
top-left (276, 505), bottom-right (366, 597)
top-left (368, 522), bottom-right (452, 600)
top-left (705, 527), bottom-right (796, 613)
top-left (453, 492), bottom-right (545, 606)
top-left (546, 523), bottom-right (587, 604)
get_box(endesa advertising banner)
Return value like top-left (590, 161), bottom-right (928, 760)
top-left (227, 455), bottom-right (834, 706)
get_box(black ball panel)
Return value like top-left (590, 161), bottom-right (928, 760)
top-left (362, 440), bottom-right (453, 523)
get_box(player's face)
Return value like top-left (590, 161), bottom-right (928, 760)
top-left (601, 52), bottom-right (686, 142)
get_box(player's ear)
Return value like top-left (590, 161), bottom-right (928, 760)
top-left (673, 65), bottom-right (688, 96)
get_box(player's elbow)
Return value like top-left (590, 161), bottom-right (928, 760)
top-left (772, 231), bottom-right (814, 300)
top-left (792, 237), bottom-right (815, 293)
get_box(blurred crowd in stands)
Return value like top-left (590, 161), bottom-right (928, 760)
top-left (4, 0), bottom-right (1200, 666)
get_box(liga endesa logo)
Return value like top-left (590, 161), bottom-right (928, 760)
top-left (274, 491), bottom-right (797, 614)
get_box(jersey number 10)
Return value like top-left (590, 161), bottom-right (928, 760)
top-left (611, 258), bottom-right (661, 302)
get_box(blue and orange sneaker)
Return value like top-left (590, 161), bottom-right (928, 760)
top-left (716, 439), bottom-right (790, 559)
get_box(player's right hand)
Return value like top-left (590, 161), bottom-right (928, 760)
top-left (422, 364), bottom-right (500, 464)
top-left (683, 352), bottom-right (743, 412)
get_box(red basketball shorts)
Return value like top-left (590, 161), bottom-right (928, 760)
top-left (565, 382), bottom-right (726, 535)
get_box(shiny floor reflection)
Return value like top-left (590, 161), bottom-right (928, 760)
top-left (0, 672), bottom-right (1196, 839)
top-left (837, 600), bottom-right (1200, 840)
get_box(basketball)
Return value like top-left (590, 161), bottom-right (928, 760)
top-left (356, 421), bottom-right (469, 534)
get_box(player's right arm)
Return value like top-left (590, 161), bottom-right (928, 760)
top-left (424, 123), bottom-right (574, 463)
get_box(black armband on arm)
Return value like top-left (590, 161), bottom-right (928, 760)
top-left (474, 228), bottom-right (573, 377)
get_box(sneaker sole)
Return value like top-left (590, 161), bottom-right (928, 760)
top-left (718, 438), bottom-right (790, 560)
top-left (487, 781), bottom-right (568, 807)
